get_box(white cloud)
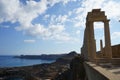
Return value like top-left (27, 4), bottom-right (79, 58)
top-left (0, 0), bottom-right (20, 23)
top-left (48, 24), bottom-right (71, 41)
top-left (76, 30), bottom-right (80, 35)
top-left (44, 14), bottom-right (50, 19)
top-left (24, 39), bottom-right (36, 43)
top-left (0, 0), bottom-right (48, 30)
top-left (1, 0), bottom-right (120, 43)
top-left (102, 1), bottom-right (120, 20)
top-left (47, 0), bottom-right (76, 6)
top-left (111, 32), bottom-right (120, 39)
top-left (49, 24), bottom-right (65, 34)
top-left (25, 24), bottom-right (51, 38)
top-left (0, 0), bottom-right (79, 43)
top-left (50, 15), bottom-right (68, 25)
top-left (56, 15), bottom-right (68, 24)
top-left (73, 0), bottom-right (120, 28)
top-left (0, 0), bottom-right (76, 42)
top-left (23, 23), bottom-right (76, 42)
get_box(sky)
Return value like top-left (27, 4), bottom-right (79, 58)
top-left (0, 0), bottom-right (120, 55)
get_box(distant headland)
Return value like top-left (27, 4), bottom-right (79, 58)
top-left (14, 51), bottom-right (78, 60)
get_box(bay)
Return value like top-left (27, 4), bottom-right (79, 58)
top-left (0, 56), bottom-right (54, 68)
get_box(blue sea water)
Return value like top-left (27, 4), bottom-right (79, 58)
top-left (0, 56), bottom-right (54, 68)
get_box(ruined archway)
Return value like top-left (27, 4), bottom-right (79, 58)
top-left (81, 9), bottom-right (112, 61)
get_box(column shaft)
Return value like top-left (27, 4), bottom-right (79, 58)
top-left (104, 20), bottom-right (112, 59)
top-left (89, 21), bottom-right (96, 60)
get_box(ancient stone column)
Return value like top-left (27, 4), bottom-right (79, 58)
top-left (104, 20), bottom-right (112, 59)
top-left (100, 40), bottom-right (103, 54)
top-left (100, 40), bottom-right (104, 58)
top-left (89, 21), bottom-right (96, 61)
top-left (93, 39), bottom-right (96, 59)
top-left (86, 22), bottom-right (91, 60)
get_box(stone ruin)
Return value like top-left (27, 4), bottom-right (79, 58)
top-left (81, 9), bottom-right (120, 64)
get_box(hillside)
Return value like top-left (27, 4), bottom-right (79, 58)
top-left (14, 51), bottom-right (78, 61)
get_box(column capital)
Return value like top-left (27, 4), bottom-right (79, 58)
top-left (103, 19), bottom-right (110, 23)
top-left (88, 21), bottom-right (94, 23)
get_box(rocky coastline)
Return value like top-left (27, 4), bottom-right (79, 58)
top-left (0, 51), bottom-right (79, 80)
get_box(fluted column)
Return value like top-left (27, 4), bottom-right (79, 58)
top-left (100, 40), bottom-right (103, 53)
top-left (104, 20), bottom-right (112, 59)
top-left (100, 40), bottom-right (104, 58)
top-left (86, 22), bottom-right (91, 60)
top-left (89, 21), bottom-right (96, 60)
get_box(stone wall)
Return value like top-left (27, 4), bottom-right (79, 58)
top-left (84, 62), bottom-right (120, 80)
top-left (96, 44), bottom-right (120, 58)
top-left (112, 44), bottom-right (120, 58)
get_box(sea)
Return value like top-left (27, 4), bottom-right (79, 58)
top-left (0, 55), bottom-right (55, 68)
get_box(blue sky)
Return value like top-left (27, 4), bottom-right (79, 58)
top-left (0, 0), bottom-right (120, 55)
